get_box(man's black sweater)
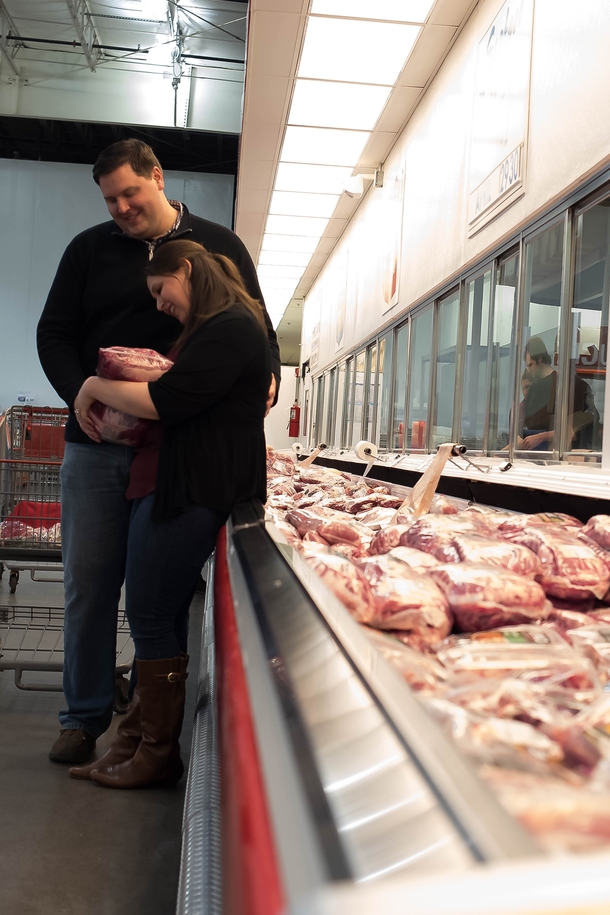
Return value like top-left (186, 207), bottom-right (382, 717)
top-left (37, 206), bottom-right (281, 444)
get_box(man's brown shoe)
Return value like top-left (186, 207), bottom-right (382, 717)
top-left (49, 729), bottom-right (96, 764)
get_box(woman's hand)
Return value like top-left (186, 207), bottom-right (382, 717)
top-left (73, 379), bottom-right (102, 443)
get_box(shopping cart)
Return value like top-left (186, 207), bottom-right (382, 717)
top-left (0, 605), bottom-right (134, 692)
top-left (0, 407), bottom-right (133, 706)
top-left (0, 406), bottom-right (66, 592)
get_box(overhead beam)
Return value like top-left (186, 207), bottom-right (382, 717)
top-left (64, 0), bottom-right (102, 72)
top-left (0, 0), bottom-right (23, 77)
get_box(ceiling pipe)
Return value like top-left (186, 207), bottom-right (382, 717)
top-left (7, 34), bottom-right (244, 64)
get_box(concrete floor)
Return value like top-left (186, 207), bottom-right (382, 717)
top-left (0, 567), bottom-right (201, 915)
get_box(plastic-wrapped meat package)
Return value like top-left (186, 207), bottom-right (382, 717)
top-left (265, 510), bottom-right (302, 547)
top-left (327, 542), bottom-right (366, 561)
top-left (301, 547), bottom-right (376, 622)
top-left (500, 525), bottom-right (610, 601)
top-left (452, 533), bottom-right (542, 579)
top-left (40, 522), bottom-right (62, 544)
top-left (346, 492), bottom-right (403, 514)
top-left (286, 506), bottom-right (346, 537)
top-left (404, 526), bottom-right (461, 562)
top-left (317, 517), bottom-right (373, 551)
top-left (545, 607), bottom-right (594, 639)
top-left (581, 515), bottom-right (610, 551)
top-left (445, 678), bottom-right (601, 771)
top-left (498, 512), bottom-right (583, 534)
top-left (425, 698), bottom-right (564, 771)
top-left (566, 624), bottom-right (610, 682)
top-left (480, 766), bottom-right (610, 852)
top-left (428, 563), bottom-right (550, 632)
top-left (90, 346), bottom-right (173, 447)
top-left (267, 477), bottom-right (295, 497)
top-left (354, 507), bottom-right (398, 529)
top-left (0, 519), bottom-right (37, 541)
top-left (368, 525), bottom-right (414, 555)
top-left (88, 401), bottom-right (154, 448)
top-left (436, 625), bottom-right (600, 700)
top-left (362, 628), bottom-right (447, 695)
top-left (295, 466), bottom-right (349, 489)
top-left (356, 554), bottom-right (453, 646)
top-left (97, 346), bottom-right (173, 381)
top-left (429, 494), bottom-right (460, 514)
top-left (295, 488), bottom-right (333, 509)
top-left (266, 494), bottom-right (296, 513)
top-left (576, 534), bottom-right (610, 585)
top-left (387, 546), bottom-right (441, 574)
top-left (266, 447), bottom-right (297, 478)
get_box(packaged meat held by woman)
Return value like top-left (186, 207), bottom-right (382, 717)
top-left (499, 525), bottom-right (610, 601)
top-left (356, 554), bottom-right (453, 646)
top-left (428, 563), bottom-right (550, 632)
top-left (436, 626), bottom-right (600, 700)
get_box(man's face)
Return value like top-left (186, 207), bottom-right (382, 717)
top-left (525, 353), bottom-right (542, 378)
top-left (98, 163), bottom-right (167, 239)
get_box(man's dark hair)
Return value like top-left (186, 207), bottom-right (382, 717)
top-left (92, 139), bottom-right (162, 185)
top-left (525, 336), bottom-right (552, 365)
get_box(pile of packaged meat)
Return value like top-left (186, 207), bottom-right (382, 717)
top-left (265, 446), bottom-right (610, 853)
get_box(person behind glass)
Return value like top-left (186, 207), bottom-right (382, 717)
top-left (503, 369), bottom-right (533, 451)
top-left (68, 240), bottom-right (270, 789)
top-left (521, 336), bottom-right (597, 451)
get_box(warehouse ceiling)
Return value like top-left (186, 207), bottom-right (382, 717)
top-left (0, 1), bottom-right (247, 132)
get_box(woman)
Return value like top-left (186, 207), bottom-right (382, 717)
top-left (69, 239), bottom-right (271, 788)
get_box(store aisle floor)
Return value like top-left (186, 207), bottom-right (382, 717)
top-left (0, 572), bottom-right (201, 915)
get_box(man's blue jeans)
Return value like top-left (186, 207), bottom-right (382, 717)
top-left (60, 442), bottom-right (134, 738)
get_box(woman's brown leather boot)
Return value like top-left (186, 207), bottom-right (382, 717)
top-left (68, 689), bottom-right (142, 780)
top-left (90, 655), bottom-right (188, 789)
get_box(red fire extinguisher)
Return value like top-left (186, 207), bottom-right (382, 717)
top-left (288, 402), bottom-right (300, 437)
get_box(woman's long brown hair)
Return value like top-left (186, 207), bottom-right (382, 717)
top-left (146, 239), bottom-right (267, 347)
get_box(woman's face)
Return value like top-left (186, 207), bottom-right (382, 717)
top-left (147, 267), bottom-right (191, 324)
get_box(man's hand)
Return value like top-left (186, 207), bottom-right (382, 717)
top-left (73, 379), bottom-right (102, 443)
top-left (265, 375), bottom-right (277, 418)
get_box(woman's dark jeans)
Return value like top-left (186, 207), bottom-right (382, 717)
top-left (125, 493), bottom-right (226, 660)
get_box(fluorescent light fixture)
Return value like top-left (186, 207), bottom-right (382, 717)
top-left (258, 251), bottom-right (312, 267)
top-left (260, 278), bottom-right (300, 292)
top-left (257, 265), bottom-right (304, 280)
top-left (280, 126), bottom-right (369, 167)
top-left (266, 213), bottom-right (329, 236)
top-left (289, 80), bottom-right (391, 131)
top-left (310, 0), bottom-right (435, 23)
top-left (147, 35), bottom-right (173, 65)
top-left (298, 17), bottom-right (421, 85)
top-left (274, 163), bottom-right (353, 195)
top-left (261, 233), bottom-right (320, 253)
top-left (270, 190), bottom-right (339, 219)
top-left (140, 0), bottom-right (168, 20)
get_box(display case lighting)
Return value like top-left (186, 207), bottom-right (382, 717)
top-left (280, 125), bottom-right (370, 167)
top-left (298, 17), bottom-right (421, 85)
top-left (310, 0), bottom-right (435, 24)
top-left (257, 265), bottom-right (305, 280)
top-left (288, 80), bottom-right (392, 131)
top-left (270, 190), bottom-right (340, 219)
top-left (258, 251), bottom-right (312, 268)
top-left (261, 233), bottom-right (321, 254)
top-left (265, 213), bottom-right (329, 236)
top-left (274, 163), bottom-right (354, 195)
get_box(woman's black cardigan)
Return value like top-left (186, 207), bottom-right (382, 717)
top-left (148, 304), bottom-right (271, 521)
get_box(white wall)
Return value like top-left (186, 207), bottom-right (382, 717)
top-left (264, 365), bottom-right (299, 450)
top-left (300, 0), bottom-right (610, 375)
top-left (0, 159), bottom-right (234, 411)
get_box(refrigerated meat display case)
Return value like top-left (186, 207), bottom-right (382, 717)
top-left (176, 498), bottom-right (610, 915)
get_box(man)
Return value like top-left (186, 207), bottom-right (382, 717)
top-left (521, 336), bottom-right (596, 451)
top-left (37, 139), bottom-right (280, 764)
